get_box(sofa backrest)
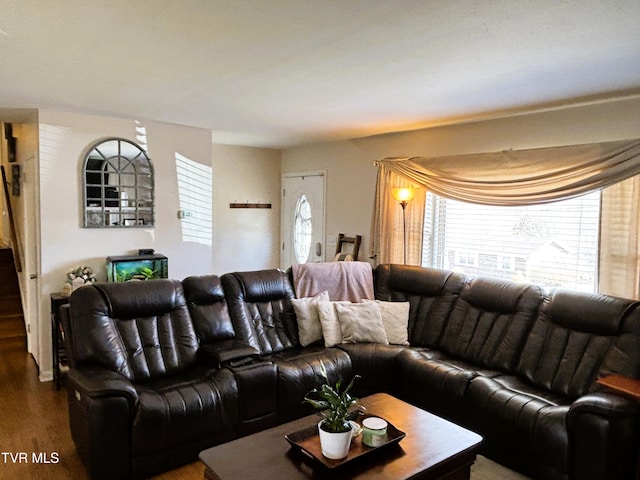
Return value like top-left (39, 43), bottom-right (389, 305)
top-left (374, 264), bottom-right (465, 345)
top-left (68, 280), bottom-right (199, 383)
top-left (221, 269), bottom-right (298, 355)
top-left (375, 264), bottom-right (543, 371)
top-left (182, 275), bottom-right (235, 343)
top-left (439, 277), bottom-right (543, 371)
top-left (517, 289), bottom-right (640, 398)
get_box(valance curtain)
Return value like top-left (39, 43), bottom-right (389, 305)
top-left (374, 139), bottom-right (640, 206)
top-left (370, 138), bottom-right (640, 298)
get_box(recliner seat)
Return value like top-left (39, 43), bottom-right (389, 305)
top-left (221, 269), bottom-right (353, 423)
top-left (66, 280), bottom-right (238, 480)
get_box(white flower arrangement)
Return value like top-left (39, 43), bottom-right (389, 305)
top-left (66, 266), bottom-right (97, 287)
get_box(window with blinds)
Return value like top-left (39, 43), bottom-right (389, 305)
top-left (422, 191), bottom-right (601, 292)
top-left (175, 153), bottom-right (213, 246)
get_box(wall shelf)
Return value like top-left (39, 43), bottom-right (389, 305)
top-left (229, 203), bottom-right (272, 209)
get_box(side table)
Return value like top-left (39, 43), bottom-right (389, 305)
top-left (598, 374), bottom-right (640, 401)
top-left (597, 374), bottom-right (640, 480)
top-left (50, 293), bottom-right (70, 390)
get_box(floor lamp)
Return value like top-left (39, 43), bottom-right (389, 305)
top-left (391, 187), bottom-right (416, 264)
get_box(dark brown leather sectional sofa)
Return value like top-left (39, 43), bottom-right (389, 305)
top-left (64, 264), bottom-right (640, 480)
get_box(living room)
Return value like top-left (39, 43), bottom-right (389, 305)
top-left (1, 2), bottom-right (639, 479)
top-left (7, 97), bottom-right (637, 385)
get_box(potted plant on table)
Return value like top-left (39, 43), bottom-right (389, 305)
top-left (303, 362), bottom-right (363, 460)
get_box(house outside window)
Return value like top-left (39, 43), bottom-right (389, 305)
top-left (457, 252), bottom-right (477, 267)
top-left (422, 191), bottom-right (601, 291)
top-left (499, 255), bottom-right (516, 271)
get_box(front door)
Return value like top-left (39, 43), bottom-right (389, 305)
top-left (281, 172), bottom-right (325, 269)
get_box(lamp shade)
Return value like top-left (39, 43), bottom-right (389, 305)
top-left (391, 187), bottom-right (416, 203)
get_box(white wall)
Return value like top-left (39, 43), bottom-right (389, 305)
top-left (281, 97), bottom-right (640, 264)
top-left (212, 143), bottom-right (281, 274)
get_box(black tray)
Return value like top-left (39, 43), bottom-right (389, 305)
top-left (284, 414), bottom-right (406, 469)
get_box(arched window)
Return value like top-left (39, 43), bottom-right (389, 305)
top-left (83, 138), bottom-right (154, 228)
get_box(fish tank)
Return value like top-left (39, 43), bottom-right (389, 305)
top-left (106, 254), bottom-right (168, 282)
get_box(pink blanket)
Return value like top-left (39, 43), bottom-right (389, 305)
top-left (291, 261), bottom-right (375, 302)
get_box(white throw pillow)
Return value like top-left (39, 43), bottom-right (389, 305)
top-left (335, 302), bottom-right (389, 345)
top-left (370, 300), bottom-right (410, 345)
top-left (317, 300), bottom-right (350, 347)
top-left (292, 291), bottom-right (329, 346)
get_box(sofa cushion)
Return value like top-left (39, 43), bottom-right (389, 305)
top-left (221, 270), bottom-right (298, 355)
top-left (291, 290), bottom-right (329, 346)
top-left (464, 375), bottom-right (572, 479)
top-left (183, 275), bottom-right (235, 343)
top-left (374, 264), bottom-right (465, 345)
top-left (239, 269), bottom-right (295, 303)
top-left (516, 289), bottom-right (640, 397)
top-left (434, 277), bottom-right (543, 372)
top-left (266, 346), bottom-right (352, 423)
top-left (69, 280), bottom-right (199, 382)
top-left (395, 348), bottom-right (498, 424)
top-left (316, 300), bottom-right (350, 347)
top-left (338, 343), bottom-right (409, 395)
top-left (131, 367), bottom-right (238, 458)
top-left (370, 300), bottom-right (410, 345)
top-left (335, 301), bottom-right (389, 344)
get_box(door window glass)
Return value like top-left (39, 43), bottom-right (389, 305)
top-left (294, 195), bottom-right (312, 264)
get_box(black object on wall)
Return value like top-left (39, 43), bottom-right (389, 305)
top-left (4, 123), bottom-right (16, 163)
top-left (11, 164), bottom-right (20, 196)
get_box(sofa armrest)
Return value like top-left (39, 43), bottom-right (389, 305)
top-left (67, 366), bottom-right (138, 407)
top-left (569, 391), bottom-right (639, 418)
top-left (66, 366), bottom-right (137, 480)
top-left (198, 340), bottom-right (260, 365)
top-left (567, 392), bottom-right (640, 479)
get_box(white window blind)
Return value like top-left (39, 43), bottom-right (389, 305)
top-left (175, 153), bottom-right (213, 246)
top-left (422, 191), bottom-right (601, 291)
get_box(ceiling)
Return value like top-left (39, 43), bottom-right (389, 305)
top-left (0, 1), bottom-right (639, 148)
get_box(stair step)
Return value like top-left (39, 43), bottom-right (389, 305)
top-left (0, 247), bottom-right (25, 348)
top-left (0, 335), bottom-right (27, 350)
top-left (0, 266), bottom-right (20, 295)
top-left (0, 248), bottom-right (14, 264)
top-left (0, 297), bottom-right (23, 316)
top-left (0, 284), bottom-right (20, 295)
top-left (0, 262), bottom-right (18, 274)
top-left (0, 316), bottom-right (26, 339)
top-left (0, 269), bottom-right (19, 286)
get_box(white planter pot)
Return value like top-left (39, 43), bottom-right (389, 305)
top-left (318, 422), bottom-right (353, 459)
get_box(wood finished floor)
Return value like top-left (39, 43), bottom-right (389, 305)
top-left (0, 340), bottom-right (204, 480)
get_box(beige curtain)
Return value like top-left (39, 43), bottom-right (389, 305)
top-left (376, 139), bottom-right (640, 206)
top-left (369, 164), bottom-right (425, 265)
top-left (599, 176), bottom-right (640, 299)
top-left (371, 138), bottom-right (640, 296)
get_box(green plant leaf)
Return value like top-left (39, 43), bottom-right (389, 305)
top-left (302, 361), bottom-right (362, 433)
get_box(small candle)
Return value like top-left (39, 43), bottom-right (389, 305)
top-left (362, 417), bottom-right (388, 447)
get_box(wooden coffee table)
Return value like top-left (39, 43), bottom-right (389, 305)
top-left (199, 392), bottom-right (482, 480)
